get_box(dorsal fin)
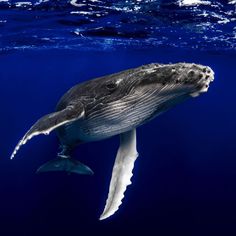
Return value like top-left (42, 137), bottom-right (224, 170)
top-left (100, 129), bottom-right (138, 220)
top-left (10, 102), bottom-right (84, 159)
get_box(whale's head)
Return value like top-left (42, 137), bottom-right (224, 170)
top-left (107, 62), bottom-right (215, 119)
top-left (132, 63), bottom-right (214, 98)
top-left (81, 62), bottom-right (214, 120)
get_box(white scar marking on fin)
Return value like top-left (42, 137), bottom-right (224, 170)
top-left (99, 129), bottom-right (138, 220)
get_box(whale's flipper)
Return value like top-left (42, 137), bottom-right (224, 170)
top-left (100, 129), bottom-right (138, 220)
top-left (36, 157), bottom-right (94, 175)
top-left (10, 102), bottom-right (85, 159)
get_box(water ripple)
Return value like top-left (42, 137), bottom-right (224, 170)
top-left (0, 0), bottom-right (235, 52)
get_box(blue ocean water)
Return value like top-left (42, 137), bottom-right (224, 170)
top-left (0, 0), bottom-right (236, 235)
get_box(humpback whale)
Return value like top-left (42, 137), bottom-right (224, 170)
top-left (10, 62), bottom-right (214, 220)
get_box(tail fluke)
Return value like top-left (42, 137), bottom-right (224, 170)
top-left (10, 103), bottom-right (85, 159)
top-left (36, 157), bottom-right (94, 175)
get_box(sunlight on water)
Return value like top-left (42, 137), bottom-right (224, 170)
top-left (0, 0), bottom-right (235, 52)
top-left (178, 0), bottom-right (211, 6)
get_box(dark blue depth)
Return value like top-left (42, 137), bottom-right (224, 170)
top-left (0, 48), bottom-right (235, 236)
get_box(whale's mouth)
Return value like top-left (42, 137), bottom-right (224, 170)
top-left (190, 66), bottom-right (214, 97)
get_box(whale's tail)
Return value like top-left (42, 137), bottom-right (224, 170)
top-left (36, 144), bottom-right (94, 175)
top-left (36, 157), bottom-right (94, 175)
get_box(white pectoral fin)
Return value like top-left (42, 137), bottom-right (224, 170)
top-left (99, 129), bottom-right (139, 220)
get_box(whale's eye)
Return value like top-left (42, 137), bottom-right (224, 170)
top-left (106, 82), bottom-right (117, 91)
